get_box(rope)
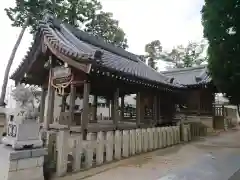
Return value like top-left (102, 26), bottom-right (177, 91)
top-left (51, 75), bottom-right (73, 96)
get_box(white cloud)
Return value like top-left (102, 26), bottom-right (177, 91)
top-left (0, 0), bottom-right (204, 87)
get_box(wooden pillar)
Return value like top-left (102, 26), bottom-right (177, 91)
top-left (121, 95), bottom-right (125, 121)
top-left (81, 82), bottom-right (90, 140)
top-left (69, 83), bottom-right (76, 127)
top-left (39, 87), bottom-right (47, 123)
top-left (113, 88), bottom-right (120, 129)
top-left (158, 94), bottom-right (161, 124)
top-left (153, 95), bottom-right (158, 126)
top-left (198, 90), bottom-right (201, 115)
top-left (61, 95), bottom-right (67, 112)
top-left (136, 92), bottom-right (142, 127)
top-left (44, 65), bottom-right (55, 130)
top-left (111, 99), bottom-right (114, 120)
top-left (92, 95), bottom-right (98, 122)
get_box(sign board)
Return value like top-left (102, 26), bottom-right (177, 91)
top-left (52, 66), bottom-right (71, 79)
top-left (52, 66), bottom-right (72, 85)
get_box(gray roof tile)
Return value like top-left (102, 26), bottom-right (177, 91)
top-left (11, 14), bottom-right (184, 88)
top-left (161, 65), bottom-right (211, 85)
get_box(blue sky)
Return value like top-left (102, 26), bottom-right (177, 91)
top-left (0, 0), bottom-right (204, 88)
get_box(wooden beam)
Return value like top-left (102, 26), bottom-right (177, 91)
top-left (81, 82), bottom-right (90, 140)
top-left (69, 83), bottom-right (76, 128)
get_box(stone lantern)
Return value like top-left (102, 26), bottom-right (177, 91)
top-left (1, 85), bottom-right (43, 149)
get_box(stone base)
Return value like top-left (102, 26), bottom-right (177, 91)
top-left (1, 136), bottom-right (43, 150)
top-left (0, 144), bottom-right (47, 180)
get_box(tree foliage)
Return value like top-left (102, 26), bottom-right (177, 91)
top-left (5, 0), bottom-right (128, 48)
top-left (162, 41), bottom-right (206, 68)
top-left (144, 40), bottom-right (163, 70)
top-left (202, 0), bottom-right (240, 104)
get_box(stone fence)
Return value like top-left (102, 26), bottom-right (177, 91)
top-left (45, 125), bottom-right (198, 177)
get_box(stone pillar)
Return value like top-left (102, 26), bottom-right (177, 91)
top-left (69, 83), bottom-right (76, 127)
top-left (39, 88), bottom-right (47, 124)
top-left (81, 82), bottom-right (90, 140)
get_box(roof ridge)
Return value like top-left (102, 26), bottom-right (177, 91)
top-left (47, 15), bottom-right (141, 63)
top-left (161, 65), bottom-right (207, 74)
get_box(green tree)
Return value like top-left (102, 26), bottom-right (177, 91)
top-left (201, 0), bottom-right (240, 105)
top-left (5, 0), bottom-right (128, 48)
top-left (85, 11), bottom-right (128, 49)
top-left (0, 0), bottom-right (128, 107)
top-left (144, 40), bottom-right (163, 70)
top-left (162, 41), bottom-right (206, 68)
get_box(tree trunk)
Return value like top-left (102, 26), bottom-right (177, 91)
top-left (0, 18), bottom-right (29, 107)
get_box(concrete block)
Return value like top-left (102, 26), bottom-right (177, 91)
top-left (37, 157), bottom-right (44, 167)
top-left (173, 126), bottom-right (177, 144)
top-left (72, 138), bottom-right (82, 172)
top-left (17, 157), bottom-right (39, 170)
top-left (147, 128), bottom-right (153, 151)
top-left (122, 130), bottom-right (129, 158)
top-left (9, 160), bottom-right (17, 172)
top-left (162, 128), bottom-right (167, 147)
top-left (8, 167), bottom-right (43, 180)
top-left (170, 127), bottom-right (174, 145)
top-left (9, 149), bottom-right (31, 161)
top-left (96, 131), bottom-right (104, 165)
top-left (157, 128), bottom-right (162, 148)
top-left (31, 148), bottom-right (47, 158)
top-left (56, 130), bottom-right (69, 177)
top-left (153, 128), bottom-right (158, 149)
top-left (114, 130), bottom-right (122, 160)
top-left (141, 129), bottom-right (147, 152)
top-left (85, 141), bottom-right (94, 169)
top-left (129, 130), bottom-right (136, 156)
top-left (106, 131), bottom-right (114, 162)
top-left (135, 129), bottom-right (142, 153)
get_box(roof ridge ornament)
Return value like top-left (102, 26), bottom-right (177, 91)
top-left (42, 11), bottom-right (54, 24)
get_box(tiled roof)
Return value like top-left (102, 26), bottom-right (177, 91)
top-left (11, 14), bottom-right (182, 88)
top-left (161, 65), bottom-right (211, 86)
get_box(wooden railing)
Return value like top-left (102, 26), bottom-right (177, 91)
top-left (214, 105), bottom-right (224, 116)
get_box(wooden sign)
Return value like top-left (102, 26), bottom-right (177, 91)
top-left (53, 66), bottom-right (71, 79)
top-left (52, 66), bottom-right (72, 84)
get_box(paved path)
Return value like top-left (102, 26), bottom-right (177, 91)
top-left (56, 129), bottom-right (240, 180)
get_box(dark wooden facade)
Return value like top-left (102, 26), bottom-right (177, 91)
top-left (162, 66), bottom-right (216, 117)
